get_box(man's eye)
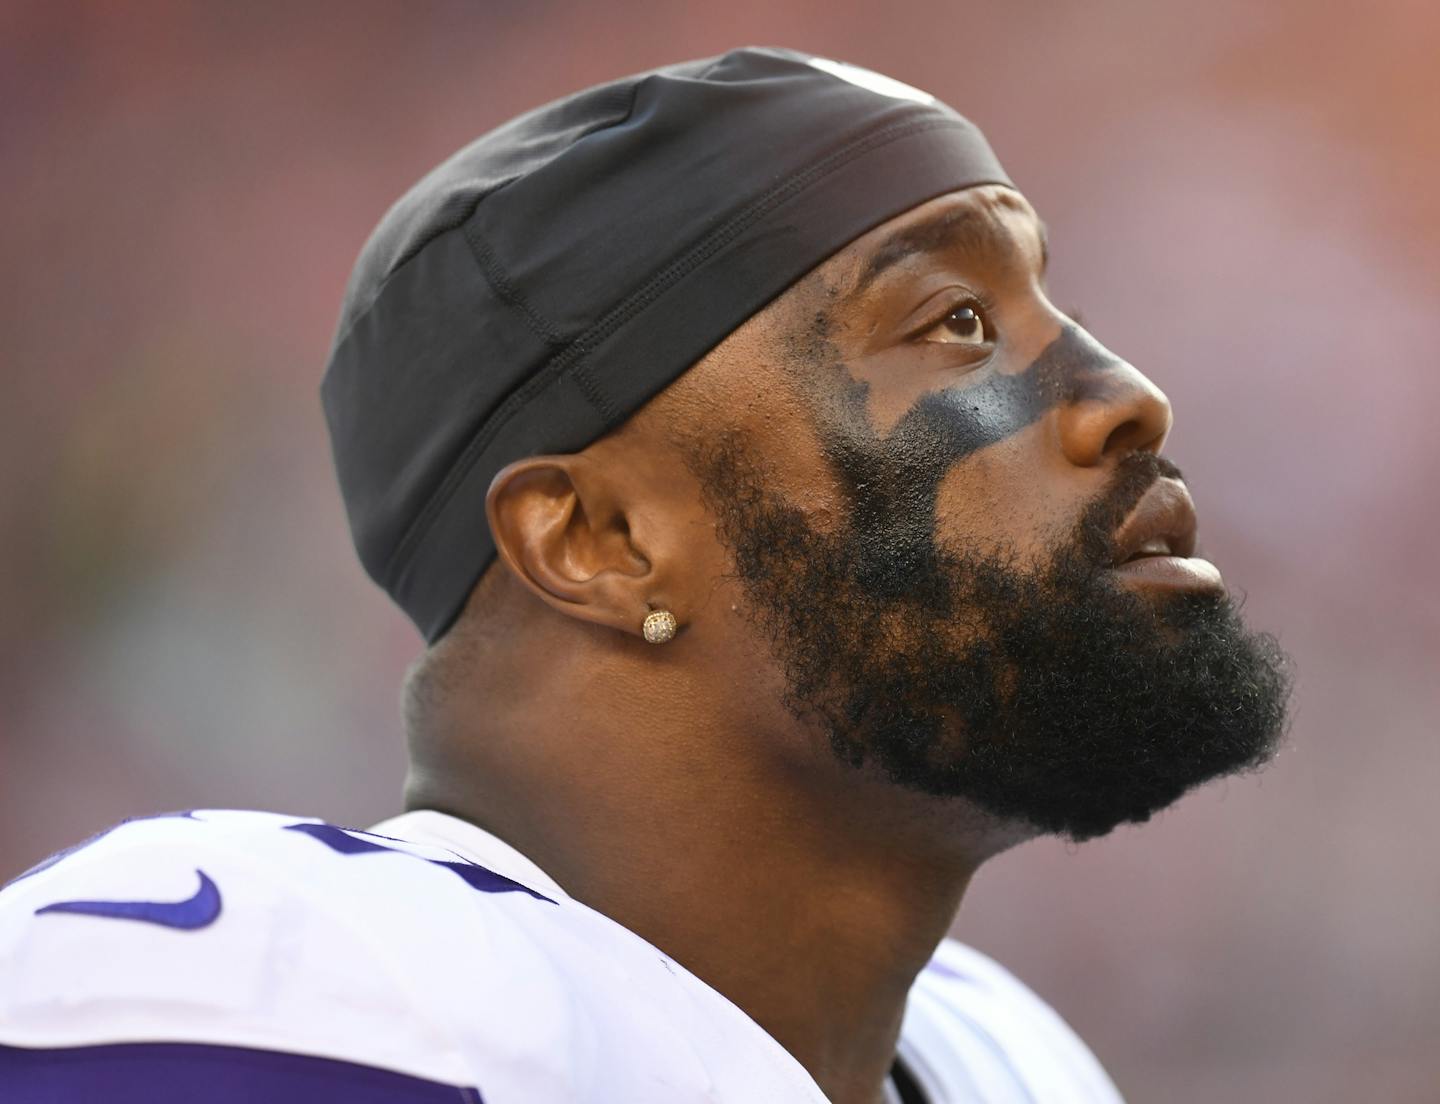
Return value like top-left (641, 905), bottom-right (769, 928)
top-left (919, 302), bottom-right (990, 346)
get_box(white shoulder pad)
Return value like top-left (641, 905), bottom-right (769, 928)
top-left (899, 939), bottom-right (1125, 1103)
top-left (0, 811), bottom-right (472, 1086)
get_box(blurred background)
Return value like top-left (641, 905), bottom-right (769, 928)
top-left (2, 1), bottom-right (1437, 1100)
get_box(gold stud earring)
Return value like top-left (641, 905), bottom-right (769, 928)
top-left (642, 609), bottom-right (678, 644)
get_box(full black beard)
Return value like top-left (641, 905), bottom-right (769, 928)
top-left (694, 443), bottom-right (1291, 842)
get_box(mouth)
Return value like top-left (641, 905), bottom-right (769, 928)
top-left (1108, 477), bottom-right (1224, 591)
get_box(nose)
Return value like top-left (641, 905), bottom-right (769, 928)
top-left (1054, 337), bottom-right (1173, 467)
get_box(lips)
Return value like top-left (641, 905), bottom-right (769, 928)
top-left (1110, 478), bottom-right (1200, 566)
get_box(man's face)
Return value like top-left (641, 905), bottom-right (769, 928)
top-left (680, 185), bottom-right (1290, 842)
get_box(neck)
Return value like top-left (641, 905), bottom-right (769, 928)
top-left (410, 683), bottom-right (1026, 1104)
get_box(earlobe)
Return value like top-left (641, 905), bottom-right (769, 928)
top-left (485, 455), bottom-right (660, 636)
top-left (641, 608), bottom-right (679, 644)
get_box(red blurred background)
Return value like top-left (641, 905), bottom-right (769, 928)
top-left (3, 2), bottom-right (1438, 1100)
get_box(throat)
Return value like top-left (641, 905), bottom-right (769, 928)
top-left (536, 796), bottom-right (985, 1104)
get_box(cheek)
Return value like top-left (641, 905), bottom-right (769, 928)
top-left (845, 345), bottom-right (969, 437)
top-left (931, 423), bottom-right (1079, 565)
top-left (740, 412), bottom-right (858, 535)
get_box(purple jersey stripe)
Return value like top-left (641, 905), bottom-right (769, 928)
top-left (283, 821), bottom-right (556, 904)
top-left (0, 1042), bottom-right (483, 1103)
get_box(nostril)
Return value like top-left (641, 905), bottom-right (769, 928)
top-left (1057, 385), bottom-right (1171, 467)
top-left (1103, 416), bottom-right (1162, 457)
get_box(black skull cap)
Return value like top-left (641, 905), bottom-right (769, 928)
top-left (321, 47), bottom-right (1012, 642)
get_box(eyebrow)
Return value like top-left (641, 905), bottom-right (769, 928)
top-left (847, 206), bottom-right (1050, 300)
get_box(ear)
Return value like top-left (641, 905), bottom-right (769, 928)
top-left (485, 453), bottom-right (665, 638)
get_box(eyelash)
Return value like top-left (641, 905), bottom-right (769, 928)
top-left (908, 298), bottom-right (1089, 345)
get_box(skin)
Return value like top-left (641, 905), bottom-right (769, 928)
top-left (405, 184), bottom-right (1181, 1104)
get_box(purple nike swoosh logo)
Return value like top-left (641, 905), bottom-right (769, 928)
top-left (34, 869), bottom-right (222, 930)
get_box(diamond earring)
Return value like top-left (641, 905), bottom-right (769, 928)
top-left (641, 609), bottom-right (678, 644)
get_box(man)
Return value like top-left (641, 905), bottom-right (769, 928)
top-left (0, 48), bottom-right (1289, 1103)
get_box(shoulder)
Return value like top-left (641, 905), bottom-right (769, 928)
top-left (899, 939), bottom-right (1125, 1103)
top-left (0, 810), bottom-right (544, 1087)
top-left (7, 819), bottom-right (1117, 1103)
top-left (0, 810), bottom-right (766, 1102)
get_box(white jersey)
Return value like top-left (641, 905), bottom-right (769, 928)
top-left (0, 809), bottom-right (1123, 1102)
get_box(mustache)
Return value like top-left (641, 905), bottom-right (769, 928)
top-left (1071, 452), bottom-right (1184, 568)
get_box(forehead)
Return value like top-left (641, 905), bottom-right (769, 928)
top-left (815, 184), bottom-right (1046, 302)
